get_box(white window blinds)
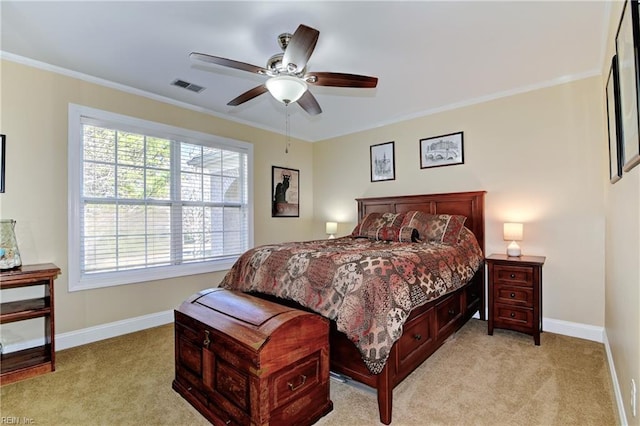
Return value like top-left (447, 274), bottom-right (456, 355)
top-left (68, 105), bottom-right (253, 290)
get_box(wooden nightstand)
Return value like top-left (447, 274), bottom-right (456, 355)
top-left (486, 254), bottom-right (545, 345)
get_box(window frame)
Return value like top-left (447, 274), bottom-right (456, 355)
top-left (68, 104), bottom-right (253, 291)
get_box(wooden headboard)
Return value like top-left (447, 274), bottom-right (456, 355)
top-left (356, 191), bottom-right (486, 252)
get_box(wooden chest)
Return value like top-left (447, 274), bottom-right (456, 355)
top-left (173, 288), bottom-right (332, 425)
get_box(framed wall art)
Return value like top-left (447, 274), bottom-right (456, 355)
top-left (615, 0), bottom-right (640, 172)
top-left (0, 134), bottom-right (5, 193)
top-left (370, 141), bottom-right (395, 182)
top-left (272, 166), bottom-right (299, 217)
top-left (420, 131), bottom-right (464, 169)
top-left (606, 55), bottom-right (623, 183)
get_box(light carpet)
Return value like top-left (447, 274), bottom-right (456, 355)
top-left (0, 319), bottom-right (617, 425)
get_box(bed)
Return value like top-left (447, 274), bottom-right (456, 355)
top-left (221, 191), bottom-right (486, 424)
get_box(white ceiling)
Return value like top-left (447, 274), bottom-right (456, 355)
top-left (1, 1), bottom-right (610, 142)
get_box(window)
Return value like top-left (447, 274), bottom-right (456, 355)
top-left (68, 105), bottom-right (253, 291)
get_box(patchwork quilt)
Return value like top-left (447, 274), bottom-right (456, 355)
top-left (220, 227), bottom-right (483, 374)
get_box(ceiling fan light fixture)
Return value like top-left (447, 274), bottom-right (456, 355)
top-left (266, 75), bottom-right (308, 104)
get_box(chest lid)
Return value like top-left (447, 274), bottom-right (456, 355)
top-left (194, 288), bottom-right (292, 327)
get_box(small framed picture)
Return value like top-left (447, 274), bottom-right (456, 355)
top-left (606, 55), bottom-right (623, 184)
top-left (0, 134), bottom-right (5, 193)
top-left (420, 132), bottom-right (464, 169)
top-left (272, 166), bottom-right (299, 217)
top-left (615, 0), bottom-right (640, 172)
top-left (370, 141), bottom-right (395, 182)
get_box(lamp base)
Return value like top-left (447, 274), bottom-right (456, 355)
top-left (507, 241), bottom-right (521, 257)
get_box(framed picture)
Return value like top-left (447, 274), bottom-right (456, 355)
top-left (615, 0), bottom-right (640, 172)
top-left (370, 141), bottom-right (395, 182)
top-left (0, 134), bottom-right (5, 193)
top-left (607, 55), bottom-right (623, 184)
top-left (272, 166), bottom-right (299, 217)
top-left (420, 131), bottom-right (464, 169)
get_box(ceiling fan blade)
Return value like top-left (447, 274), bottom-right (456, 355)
top-left (282, 25), bottom-right (319, 73)
top-left (190, 52), bottom-right (268, 75)
top-left (227, 85), bottom-right (269, 106)
top-left (297, 90), bottom-right (322, 115)
top-left (307, 72), bottom-right (378, 88)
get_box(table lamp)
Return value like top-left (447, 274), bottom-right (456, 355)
top-left (325, 222), bottom-right (338, 239)
top-left (503, 222), bottom-right (523, 257)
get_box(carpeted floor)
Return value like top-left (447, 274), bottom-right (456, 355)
top-left (0, 319), bottom-right (617, 425)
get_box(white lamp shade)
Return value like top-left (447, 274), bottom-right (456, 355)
top-left (325, 222), bottom-right (338, 235)
top-left (503, 223), bottom-right (523, 241)
top-left (265, 76), bottom-right (308, 104)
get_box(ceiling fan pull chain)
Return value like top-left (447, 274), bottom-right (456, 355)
top-left (285, 104), bottom-right (291, 154)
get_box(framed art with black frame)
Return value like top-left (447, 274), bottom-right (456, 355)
top-left (370, 141), bottom-right (395, 182)
top-left (615, 0), bottom-right (640, 172)
top-left (0, 134), bottom-right (5, 193)
top-left (272, 165), bottom-right (300, 217)
top-left (607, 55), bottom-right (623, 183)
top-left (420, 131), bottom-right (464, 169)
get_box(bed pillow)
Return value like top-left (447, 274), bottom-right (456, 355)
top-left (401, 211), bottom-right (467, 244)
top-left (366, 225), bottom-right (419, 242)
top-left (351, 212), bottom-right (405, 238)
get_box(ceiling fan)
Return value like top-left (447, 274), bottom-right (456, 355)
top-left (190, 24), bottom-right (378, 115)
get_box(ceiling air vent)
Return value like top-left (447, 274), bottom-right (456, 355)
top-left (171, 79), bottom-right (205, 93)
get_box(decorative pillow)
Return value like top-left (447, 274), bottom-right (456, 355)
top-left (366, 225), bottom-right (419, 242)
top-left (441, 214), bottom-right (467, 245)
top-left (351, 212), bottom-right (405, 238)
top-left (401, 211), bottom-right (467, 244)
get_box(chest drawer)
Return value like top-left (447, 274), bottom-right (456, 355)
top-left (494, 284), bottom-right (533, 307)
top-left (271, 352), bottom-right (322, 409)
top-left (493, 265), bottom-right (534, 287)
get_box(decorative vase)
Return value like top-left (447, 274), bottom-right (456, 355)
top-left (0, 219), bottom-right (22, 269)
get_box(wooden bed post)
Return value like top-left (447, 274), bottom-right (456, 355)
top-left (377, 362), bottom-right (393, 425)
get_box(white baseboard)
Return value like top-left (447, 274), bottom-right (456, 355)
top-left (56, 310), bottom-right (174, 350)
top-left (2, 310), bottom-right (174, 354)
top-left (603, 330), bottom-right (628, 426)
top-left (543, 317), bottom-right (604, 343)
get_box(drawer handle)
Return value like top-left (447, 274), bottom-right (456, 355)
top-left (448, 309), bottom-right (456, 316)
top-left (203, 330), bottom-right (211, 349)
top-left (510, 312), bottom-right (516, 318)
top-left (414, 333), bottom-right (422, 341)
top-left (510, 293), bottom-right (516, 298)
top-left (510, 273), bottom-right (516, 279)
top-left (288, 374), bottom-right (307, 392)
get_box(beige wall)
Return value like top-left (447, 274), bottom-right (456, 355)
top-left (314, 77), bottom-right (607, 328)
top-left (0, 60), bottom-right (315, 341)
top-left (603, 2), bottom-right (640, 424)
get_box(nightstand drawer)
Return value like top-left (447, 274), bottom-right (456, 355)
top-left (494, 285), bottom-right (533, 307)
top-left (493, 265), bottom-right (534, 287)
top-left (494, 305), bottom-right (533, 328)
